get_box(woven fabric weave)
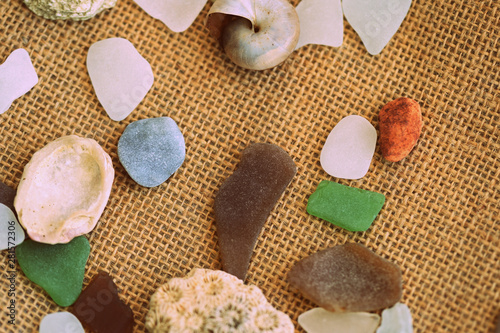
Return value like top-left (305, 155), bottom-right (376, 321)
top-left (0, 0), bottom-right (498, 332)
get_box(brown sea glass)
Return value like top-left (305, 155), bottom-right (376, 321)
top-left (214, 143), bottom-right (296, 280)
top-left (288, 243), bottom-right (402, 312)
top-left (71, 271), bottom-right (134, 333)
top-left (0, 181), bottom-right (16, 214)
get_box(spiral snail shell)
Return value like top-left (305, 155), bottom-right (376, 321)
top-left (207, 0), bottom-right (300, 70)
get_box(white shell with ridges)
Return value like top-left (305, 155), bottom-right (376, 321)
top-left (23, 0), bottom-right (117, 20)
top-left (146, 268), bottom-right (294, 332)
top-left (14, 135), bottom-right (114, 244)
top-left (207, 0), bottom-right (300, 70)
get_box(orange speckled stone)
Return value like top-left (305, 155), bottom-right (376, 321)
top-left (379, 97), bottom-right (422, 162)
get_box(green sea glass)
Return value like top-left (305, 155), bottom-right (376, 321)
top-left (307, 180), bottom-right (385, 231)
top-left (16, 236), bottom-right (90, 307)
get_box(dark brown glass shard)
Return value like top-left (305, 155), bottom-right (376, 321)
top-left (0, 181), bottom-right (16, 214)
top-left (288, 243), bottom-right (402, 312)
top-left (215, 143), bottom-right (296, 280)
top-left (71, 271), bottom-right (134, 333)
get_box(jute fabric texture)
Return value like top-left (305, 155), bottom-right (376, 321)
top-left (0, 0), bottom-right (498, 331)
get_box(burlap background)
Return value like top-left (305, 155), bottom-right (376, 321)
top-left (0, 0), bottom-right (498, 331)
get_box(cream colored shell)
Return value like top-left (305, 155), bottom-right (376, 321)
top-left (23, 0), bottom-right (117, 20)
top-left (14, 135), bottom-right (114, 244)
top-left (207, 0), bottom-right (300, 70)
top-left (146, 268), bottom-right (294, 332)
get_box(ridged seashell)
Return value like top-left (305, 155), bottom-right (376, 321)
top-left (207, 0), bottom-right (300, 70)
top-left (146, 268), bottom-right (294, 332)
top-left (14, 135), bottom-right (114, 244)
top-left (23, 0), bottom-right (117, 21)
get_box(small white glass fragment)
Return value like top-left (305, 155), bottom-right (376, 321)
top-left (133, 0), bottom-right (207, 33)
top-left (377, 303), bottom-right (414, 333)
top-left (298, 308), bottom-right (380, 333)
top-left (39, 312), bottom-right (84, 333)
top-left (320, 115), bottom-right (377, 179)
top-left (295, 0), bottom-right (343, 50)
top-left (342, 0), bottom-right (412, 55)
top-left (0, 49), bottom-right (38, 114)
top-left (0, 203), bottom-right (25, 250)
top-left (87, 38), bottom-right (154, 121)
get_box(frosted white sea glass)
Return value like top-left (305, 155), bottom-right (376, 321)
top-left (133, 0), bottom-right (207, 33)
top-left (39, 312), bottom-right (84, 333)
top-left (342, 0), bottom-right (412, 55)
top-left (320, 115), bottom-right (377, 179)
top-left (0, 203), bottom-right (25, 250)
top-left (299, 308), bottom-right (380, 333)
top-left (0, 49), bottom-right (38, 114)
top-left (87, 38), bottom-right (154, 121)
top-left (295, 0), bottom-right (343, 49)
top-left (377, 303), bottom-right (414, 333)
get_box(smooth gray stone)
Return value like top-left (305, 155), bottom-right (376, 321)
top-left (118, 117), bottom-right (185, 187)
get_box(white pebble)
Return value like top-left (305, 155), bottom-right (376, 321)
top-left (376, 303), bottom-right (414, 333)
top-left (0, 49), bottom-right (38, 114)
top-left (0, 203), bottom-right (25, 250)
top-left (39, 312), bottom-right (84, 333)
top-left (87, 38), bottom-right (154, 121)
top-left (342, 0), bottom-right (412, 55)
top-left (299, 308), bottom-right (380, 333)
top-left (320, 115), bottom-right (377, 179)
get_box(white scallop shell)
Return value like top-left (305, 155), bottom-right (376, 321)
top-left (14, 135), bottom-right (114, 244)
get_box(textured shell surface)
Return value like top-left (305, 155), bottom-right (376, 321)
top-left (23, 0), bottom-right (117, 20)
top-left (207, 0), bottom-right (300, 70)
top-left (14, 135), bottom-right (114, 244)
top-left (146, 269), bottom-right (294, 332)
